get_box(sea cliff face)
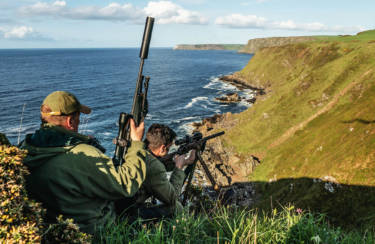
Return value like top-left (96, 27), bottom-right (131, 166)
top-left (173, 44), bottom-right (244, 51)
top-left (197, 31), bottom-right (375, 225)
top-left (238, 36), bottom-right (315, 54)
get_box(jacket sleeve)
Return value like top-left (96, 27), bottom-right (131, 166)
top-left (145, 155), bottom-right (185, 208)
top-left (116, 141), bottom-right (147, 196)
top-left (70, 141), bottom-right (147, 200)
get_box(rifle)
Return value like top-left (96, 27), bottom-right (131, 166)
top-left (113, 16), bottom-right (155, 167)
top-left (161, 131), bottom-right (225, 205)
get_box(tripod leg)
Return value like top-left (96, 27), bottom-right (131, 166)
top-left (196, 151), bottom-right (220, 191)
top-left (182, 163), bottom-right (196, 206)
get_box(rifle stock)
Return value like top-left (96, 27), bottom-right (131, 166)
top-left (113, 17), bottom-right (155, 167)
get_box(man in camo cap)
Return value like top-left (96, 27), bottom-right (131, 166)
top-left (20, 90), bottom-right (147, 234)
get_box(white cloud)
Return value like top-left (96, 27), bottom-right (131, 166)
top-left (19, 1), bottom-right (208, 25)
top-left (3, 26), bottom-right (34, 39)
top-left (145, 1), bottom-right (208, 24)
top-left (20, 1), bottom-right (67, 15)
top-left (20, 1), bottom-right (142, 21)
top-left (67, 3), bottom-right (142, 21)
top-left (215, 14), bottom-right (267, 29)
top-left (215, 13), bottom-right (364, 33)
top-left (0, 25), bottom-right (53, 41)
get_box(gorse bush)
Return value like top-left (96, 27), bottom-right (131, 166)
top-left (0, 134), bottom-right (91, 243)
top-left (43, 215), bottom-right (91, 244)
top-left (0, 145), bottom-right (43, 243)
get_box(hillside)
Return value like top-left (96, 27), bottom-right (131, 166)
top-left (173, 44), bottom-right (244, 51)
top-left (202, 30), bottom-right (375, 226)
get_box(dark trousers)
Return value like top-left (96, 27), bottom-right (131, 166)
top-left (115, 198), bottom-right (173, 222)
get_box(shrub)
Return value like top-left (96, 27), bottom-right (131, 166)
top-left (0, 136), bottom-right (91, 243)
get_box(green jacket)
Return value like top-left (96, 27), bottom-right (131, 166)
top-left (20, 124), bottom-right (146, 234)
top-left (128, 151), bottom-right (186, 214)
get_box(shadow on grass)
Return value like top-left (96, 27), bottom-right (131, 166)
top-left (342, 118), bottom-right (375, 124)
top-left (216, 177), bottom-right (375, 228)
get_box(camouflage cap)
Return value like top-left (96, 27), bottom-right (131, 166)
top-left (41, 91), bottom-right (91, 116)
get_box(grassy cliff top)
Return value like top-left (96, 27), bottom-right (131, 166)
top-left (239, 30), bottom-right (375, 54)
top-left (315, 29), bottom-right (375, 42)
top-left (217, 30), bottom-right (375, 225)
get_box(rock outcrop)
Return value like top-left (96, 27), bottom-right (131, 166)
top-left (215, 93), bottom-right (241, 104)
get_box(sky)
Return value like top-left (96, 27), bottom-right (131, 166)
top-left (0, 0), bottom-right (374, 48)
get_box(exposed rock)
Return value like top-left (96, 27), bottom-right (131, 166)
top-left (190, 112), bottom-right (261, 188)
top-left (192, 114), bottom-right (224, 131)
top-left (215, 93), bottom-right (241, 104)
top-left (218, 183), bottom-right (257, 207)
top-left (186, 72), bottom-right (265, 208)
top-left (220, 74), bottom-right (266, 95)
top-left (247, 97), bottom-right (256, 103)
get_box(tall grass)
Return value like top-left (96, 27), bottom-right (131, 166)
top-left (96, 205), bottom-right (374, 243)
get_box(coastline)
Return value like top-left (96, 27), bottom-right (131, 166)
top-left (190, 73), bottom-right (262, 188)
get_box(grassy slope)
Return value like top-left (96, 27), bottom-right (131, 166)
top-left (222, 30), bottom-right (375, 225)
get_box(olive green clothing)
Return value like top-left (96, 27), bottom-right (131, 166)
top-left (117, 151), bottom-right (185, 216)
top-left (20, 124), bottom-right (146, 234)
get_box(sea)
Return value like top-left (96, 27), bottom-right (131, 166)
top-left (0, 48), bottom-right (253, 153)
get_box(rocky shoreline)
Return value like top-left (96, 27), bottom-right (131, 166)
top-left (186, 73), bottom-right (264, 207)
top-left (213, 74), bottom-right (265, 105)
top-left (219, 74), bottom-right (265, 93)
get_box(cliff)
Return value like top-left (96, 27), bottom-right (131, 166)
top-left (173, 44), bottom-right (244, 51)
top-left (199, 30), bottom-right (375, 226)
top-left (238, 36), bottom-right (316, 54)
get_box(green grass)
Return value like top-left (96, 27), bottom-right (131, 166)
top-left (225, 35), bottom-right (375, 184)
top-left (95, 205), bottom-right (375, 243)
top-left (314, 29), bottom-right (375, 42)
top-left (212, 31), bottom-right (375, 225)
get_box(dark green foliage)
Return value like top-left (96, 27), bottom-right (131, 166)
top-left (0, 133), bottom-right (10, 146)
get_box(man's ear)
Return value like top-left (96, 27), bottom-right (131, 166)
top-left (160, 144), bottom-right (168, 154)
top-left (65, 115), bottom-right (74, 130)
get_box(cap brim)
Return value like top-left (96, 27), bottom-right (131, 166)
top-left (80, 104), bottom-right (91, 114)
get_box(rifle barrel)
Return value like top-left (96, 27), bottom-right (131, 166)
top-left (139, 17), bottom-right (154, 59)
top-left (202, 131), bottom-right (225, 141)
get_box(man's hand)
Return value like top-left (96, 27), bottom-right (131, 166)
top-left (174, 150), bottom-right (196, 169)
top-left (130, 119), bottom-right (144, 141)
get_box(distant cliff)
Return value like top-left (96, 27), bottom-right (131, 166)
top-left (173, 44), bottom-right (244, 51)
top-left (239, 36), bottom-right (315, 54)
top-left (174, 37), bottom-right (316, 53)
